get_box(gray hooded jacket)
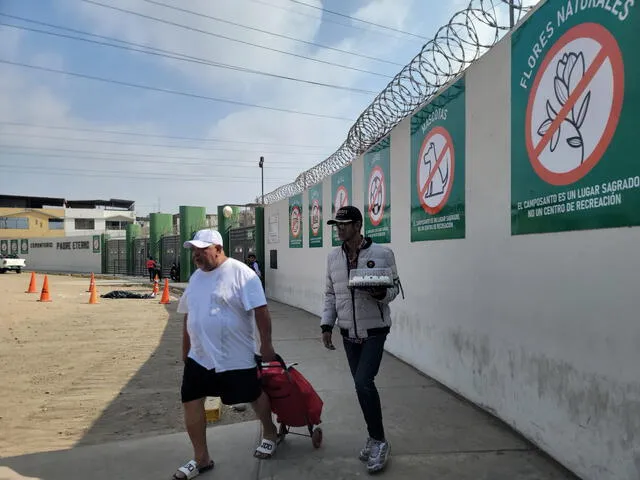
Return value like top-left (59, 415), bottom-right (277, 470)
top-left (321, 238), bottom-right (401, 339)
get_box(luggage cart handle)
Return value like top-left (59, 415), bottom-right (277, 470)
top-left (255, 353), bottom-right (288, 371)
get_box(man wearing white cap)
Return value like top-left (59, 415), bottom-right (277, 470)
top-left (172, 229), bottom-right (278, 480)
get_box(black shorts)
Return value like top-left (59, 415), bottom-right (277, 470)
top-left (181, 357), bottom-right (262, 405)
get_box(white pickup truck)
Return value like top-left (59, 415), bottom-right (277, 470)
top-left (0, 254), bottom-right (26, 273)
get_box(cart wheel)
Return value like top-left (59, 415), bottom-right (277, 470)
top-left (278, 423), bottom-right (288, 437)
top-left (311, 427), bottom-right (323, 448)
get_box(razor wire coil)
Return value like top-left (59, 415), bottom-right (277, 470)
top-left (258, 0), bottom-right (534, 204)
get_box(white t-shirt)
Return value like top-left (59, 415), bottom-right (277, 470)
top-left (177, 258), bottom-right (266, 372)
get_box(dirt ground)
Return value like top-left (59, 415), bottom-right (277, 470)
top-left (0, 273), bottom-right (253, 458)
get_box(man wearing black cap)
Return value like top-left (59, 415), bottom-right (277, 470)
top-left (321, 206), bottom-right (401, 474)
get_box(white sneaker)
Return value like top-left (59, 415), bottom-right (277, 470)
top-left (367, 439), bottom-right (390, 473)
top-left (359, 437), bottom-right (374, 462)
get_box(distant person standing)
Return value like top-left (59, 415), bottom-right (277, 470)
top-left (170, 262), bottom-right (180, 282)
top-left (246, 253), bottom-right (261, 279)
top-left (146, 256), bottom-right (156, 282)
top-left (321, 206), bottom-right (401, 474)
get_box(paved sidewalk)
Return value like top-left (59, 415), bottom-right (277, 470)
top-left (0, 300), bottom-right (579, 480)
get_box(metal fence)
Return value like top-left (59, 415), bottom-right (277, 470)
top-left (105, 238), bottom-right (126, 275)
top-left (133, 237), bottom-right (150, 277)
top-left (228, 226), bottom-right (256, 263)
top-left (159, 234), bottom-right (180, 278)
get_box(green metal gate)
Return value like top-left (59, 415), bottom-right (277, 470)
top-left (159, 234), bottom-right (180, 278)
top-left (105, 239), bottom-right (127, 275)
top-left (133, 237), bottom-right (150, 277)
top-left (228, 226), bottom-right (256, 263)
top-left (219, 205), bottom-right (265, 285)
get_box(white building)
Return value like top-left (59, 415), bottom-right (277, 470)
top-left (63, 199), bottom-right (136, 238)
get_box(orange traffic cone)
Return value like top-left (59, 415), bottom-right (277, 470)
top-left (38, 275), bottom-right (52, 302)
top-left (159, 279), bottom-right (170, 304)
top-left (26, 272), bottom-right (38, 293)
top-left (87, 272), bottom-right (95, 292)
top-left (152, 277), bottom-right (159, 295)
top-left (88, 284), bottom-right (99, 304)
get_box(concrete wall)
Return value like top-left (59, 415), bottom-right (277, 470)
top-left (263, 26), bottom-right (640, 480)
top-left (18, 234), bottom-right (101, 273)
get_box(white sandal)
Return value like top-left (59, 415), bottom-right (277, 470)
top-left (172, 459), bottom-right (214, 479)
top-left (254, 438), bottom-right (277, 459)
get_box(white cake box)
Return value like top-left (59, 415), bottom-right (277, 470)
top-left (348, 267), bottom-right (394, 288)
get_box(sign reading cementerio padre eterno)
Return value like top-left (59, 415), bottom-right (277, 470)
top-left (511, 0), bottom-right (638, 234)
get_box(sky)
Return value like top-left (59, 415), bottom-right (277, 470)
top-left (0, 0), bottom-right (533, 216)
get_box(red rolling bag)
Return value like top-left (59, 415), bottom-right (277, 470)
top-left (257, 355), bottom-right (324, 448)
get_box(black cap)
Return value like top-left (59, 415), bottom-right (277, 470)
top-left (327, 206), bottom-right (363, 225)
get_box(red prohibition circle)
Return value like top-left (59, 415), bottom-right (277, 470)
top-left (311, 200), bottom-right (320, 235)
top-left (290, 206), bottom-right (301, 238)
top-left (525, 22), bottom-right (624, 186)
top-left (335, 185), bottom-right (348, 209)
top-left (368, 166), bottom-right (385, 226)
top-left (416, 125), bottom-right (455, 215)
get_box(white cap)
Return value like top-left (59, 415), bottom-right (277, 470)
top-left (183, 229), bottom-right (224, 249)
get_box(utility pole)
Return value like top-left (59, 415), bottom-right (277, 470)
top-left (259, 156), bottom-right (265, 204)
top-left (509, 0), bottom-right (515, 28)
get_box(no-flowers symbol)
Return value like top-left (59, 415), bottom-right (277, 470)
top-left (526, 23), bottom-right (624, 185)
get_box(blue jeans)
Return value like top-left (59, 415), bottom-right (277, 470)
top-left (342, 334), bottom-right (387, 441)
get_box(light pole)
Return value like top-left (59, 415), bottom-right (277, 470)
top-left (259, 156), bottom-right (265, 204)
